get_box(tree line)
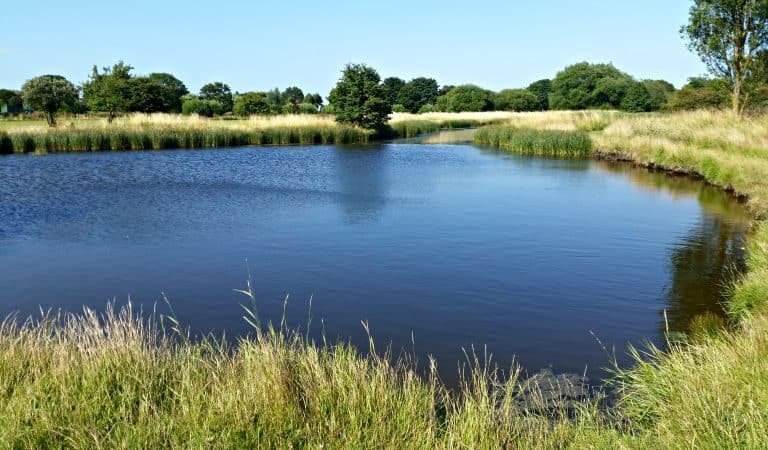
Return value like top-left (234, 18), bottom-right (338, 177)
top-left (3, 0), bottom-right (767, 128)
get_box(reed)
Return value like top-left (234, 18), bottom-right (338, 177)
top-left (474, 126), bottom-right (593, 157)
top-left (0, 113), bottom-right (369, 153)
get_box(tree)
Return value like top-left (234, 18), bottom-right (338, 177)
top-left (642, 79), bottom-right (676, 111)
top-left (282, 86), bottom-right (304, 114)
top-left (82, 61), bottom-right (133, 122)
top-left (233, 92), bottom-right (270, 116)
top-left (382, 77), bottom-right (405, 106)
top-left (0, 89), bottom-right (23, 113)
top-left (549, 62), bottom-right (634, 110)
top-left (443, 84), bottom-right (495, 112)
top-left (199, 82), bottom-right (233, 112)
top-left (682, 0), bottom-right (768, 114)
top-left (21, 75), bottom-right (78, 126)
top-left (495, 89), bottom-right (540, 111)
top-left (146, 73), bottom-right (188, 112)
top-left (264, 88), bottom-right (283, 114)
top-left (526, 79), bottom-right (552, 110)
top-left (328, 63), bottom-right (391, 129)
top-left (620, 82), bottom-right (654, 112)
top-left (304, 93), bottom-right (324, 109)
top-left (127, 77), bottom-right (167, 113)
top-left (396, 77), bottom-right (439, 113)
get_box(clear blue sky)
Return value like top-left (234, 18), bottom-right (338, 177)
top-left (2, 0), bottom-right (705, 96)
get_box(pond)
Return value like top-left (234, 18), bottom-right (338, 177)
top-left (0, 143), bottom-right (749, 383)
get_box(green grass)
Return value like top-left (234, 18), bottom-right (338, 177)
top-left (474, 125), bottom-right (593, 157)
top-left (0, 126), bottom-right (369, 154)
top-left (389, 118), bottom-right (508, 139)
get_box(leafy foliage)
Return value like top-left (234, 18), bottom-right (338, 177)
top-left (549, 62), bottom-right (634, 110)
top-left (396, 77), bottom-right (439, 113)
top-left (382, 77), bottom-right (405, 106)
top-left (21, 75), bottom-right (79, 126)
top-left (527, 79), bottom-right (552, 110)
top-left (182, 98), bottom-right (224, 117)
top-left (199, 82), bottom-right (233, 112)
top-left (328, 63), bottom-right (391, 129)
top-left (443, 84), bottom-right (495, 112)
top-left (82, 62), bottom-right (133, 121)
top-left (233, 92), bottom-right (270, 117)
top-left (668, 77), bottom-right (731, 110)
top-left (495, 89), bottom-right (539, 111)
top-left (682, 0), bottom-right (768, 113)
top-left (620, 82), bottom-right (654, 112)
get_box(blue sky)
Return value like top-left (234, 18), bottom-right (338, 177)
top-left (2, 1), bottom-right (705, 95)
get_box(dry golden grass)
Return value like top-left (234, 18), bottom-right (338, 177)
top-left (389, 111), bottom-right (515, 124)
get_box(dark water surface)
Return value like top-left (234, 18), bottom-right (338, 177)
top-left (0, 144), bottom-right (749, 382)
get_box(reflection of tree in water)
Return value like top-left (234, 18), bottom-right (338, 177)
top-left (665, 214), bottom-right (746, 333)
top-left (332, 146), bottom-right (390, 224)
top-left (596, 161), bottom-right (750, 334)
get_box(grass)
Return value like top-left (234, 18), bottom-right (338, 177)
top-left (3, 109), bottom-right (768, 447)
top-left (474, 126), bottom-right (592, 157)
top-left (0, 113), bottom-right (369, 153)
top-left (388, 111), bottom-right (513, 138)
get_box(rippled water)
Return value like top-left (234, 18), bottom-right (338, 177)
top-left (0, 143), bottom-right (749, 382)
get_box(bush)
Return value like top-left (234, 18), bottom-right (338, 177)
top-left (182, 99), bottom-right (224, 117)
top-left (495, 89), bottom-right (540, 111)
top-left (392, 104), bottom-right (407, 113)
top-left (668, 78), bottom-right (730, 110)
top-left (233, 92), bottom-right (270, 117)
top-left (443, 85), bottom-right (495, 112)
top-left (417, 104), bottom-right (436, 113)
top-left (620, 82), bottom-right (654, 112)
top-left (298, 103), bottom-right (319, 114)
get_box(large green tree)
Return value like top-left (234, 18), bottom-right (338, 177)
top-left (328, 64), bottom-right (391, 129)
top-left (146, 73), bottom-right (188, 112)
top-left (549, 62), bottom-right (634, 110)
top-left (527, 79), bottom-right (552, 110)
top-left (21, 75), bottom-right (79, 126)
top-left (396, 77), bottom-right (439, 113)
top-left (443, 84), bottom-right (495, 112)
top-left (682, 0), bottom-right (768, 114)
top-left (199, 82), bottom-right (233, 112)
top-left (82, 61), bottom-right (133, 122)
top-left (282, 86), bottom-right (304, 114)
top-left (382, 77), bottom-right (405, 106)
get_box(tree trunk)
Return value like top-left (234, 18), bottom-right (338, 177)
top-left (108, 111), bottom-right (115, 123)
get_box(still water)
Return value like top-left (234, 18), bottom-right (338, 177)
top-left (0, 143), bottom-right (749, 381)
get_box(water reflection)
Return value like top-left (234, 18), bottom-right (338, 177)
top-left (595, 162), bottom-right (749, 333)
top-left (332, 145), bottom-right (390, 223)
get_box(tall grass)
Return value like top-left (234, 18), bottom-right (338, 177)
top-left (0, 113), bottom-right (369, 153)
top-left (474, 126), bottom-right (593, 157)
top-left (388, 112), bottom-right (513, 138)
top-left (0, 301), bottom-right (618, 448)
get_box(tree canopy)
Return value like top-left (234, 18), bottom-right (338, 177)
top-left (396, 77), bottom-right (439, 113)
top-left (328, 64), bottom-right (391, 129)
top-left (443, 85), bottom-right (495, 112)
top-left (199, 82), bottom-right (233, 112)
top-left (21, 75), bottom-right (79, 126)
top-left (549, 62), bottom-right (634, 110)
top-left (495, 89), bottom-right (539, 111)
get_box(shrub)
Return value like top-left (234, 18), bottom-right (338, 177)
top-left (233, 92), bottom-right (270, 117)
top-left (549, 62), bottom-right (634, 110)
top-left (182, 98), bottom-right (224, 117)
top-left (620, 82), bottom-right (654, 112)
top-left (443, 85), bottom-right (495, 112)
top-left (417, 104), bottom-right (436, 113)
top-left (495, 89), bottom-right (540, 111)
top-left (392, 104), bottom-right (407, 113)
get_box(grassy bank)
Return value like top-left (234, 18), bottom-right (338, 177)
top-left (0, 114), bottom-right (370, 153)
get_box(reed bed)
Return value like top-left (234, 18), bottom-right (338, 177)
top-left (474, 126), bottom-right (593, 157)
top-left (388, 112), bottom-right (513, 138)
top-left (0, 113), bottom-right (369, 154)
